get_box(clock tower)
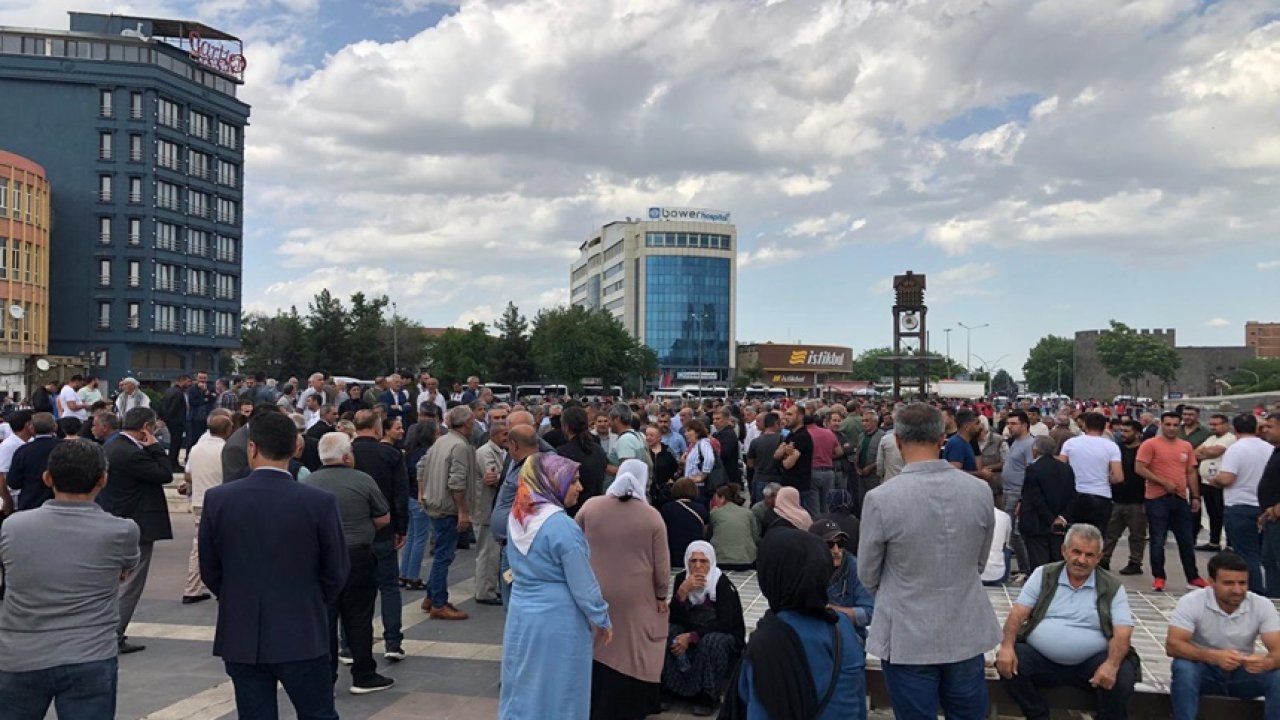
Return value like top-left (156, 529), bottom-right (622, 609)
top-left (892, 271), bottom-right (928, 400)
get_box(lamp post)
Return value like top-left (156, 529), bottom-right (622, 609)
top-left (944, 327), bottom-right (953, 379)
top-left (690, 311), bottom-right (706, 396)
top-left (1238, 368), bottom-right (1261, 386)
top-left (972, 352), bottom-right (1010, 396)
top-left (957, 322), bottom-right (989, 378)
top-left (391, 301), bottom-right (399, 373)
top-left (1055, 359), bottom-right (1063, 395)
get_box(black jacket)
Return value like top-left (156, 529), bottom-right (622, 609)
top-left (98, 434), bottom-right (174, 543)
top-left (669, 571), bottom-right (746, 647)
top-left (1019, 455), bottom-right (1077, 537)
top-left (351, 436), bottom-right (408, 539)
top-left (305, 420), bottom-right (334, 441)
top-left (557, 437), bottom-right (607, 515)
top-left (7, 435), bottom-right (61, 511)
top-left (716, 425), bottom-right (743, 486)
top-left (159, 385), bottom-right (188, 427)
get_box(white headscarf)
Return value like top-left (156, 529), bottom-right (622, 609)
top-left (606, 458), bottom-right (649, 503)
top-left (684, 540), bottom-right (723, 605)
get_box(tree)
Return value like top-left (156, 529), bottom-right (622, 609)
top-left (304, 289), bottom-right (350, 374)
top-left (848, 347), bottom-right (964, 382)
top-left (991, 368), bottom-right (1018, 397)
top-left (530, 306), bottom-right (653, 392)
top-left (491, 302), bottom-right (536, 384)
top-left (427, 323), bottom-right (496, 384)
top-left (1229, 358), bottom-right (1280, 393)
top-left (240, 308), bottom-right (308, 379)
top-left (346, 292), bottom-right (390, 379)
top-left (733, 361), bottom-right (765, 391)
top-left (1095, 320), bottom-right (1180, 396)
top-left (1023, 335), bottom-right (1075, 395)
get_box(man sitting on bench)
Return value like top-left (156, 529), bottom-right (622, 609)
top-left (1166, 551), bottom-right (1280, 720)
top-left (996, 523), bottom-right (1140, 720)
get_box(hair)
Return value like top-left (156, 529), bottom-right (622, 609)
top-left (353, 409), bottom-right (379, 432)
top-left (1209, 413), bottom-right (1229, 424)
top-left (249, 412), bottom-right (298, 461)
top-left (287, 413), bottom-right (306, 432)
top-left (1207, 551), bottom-right (1250, 579)
top-left (94, 411), bottom-right (121, 432)
top-left (684, 419), bottom-right (710, 439)
top-left (317, 432), bottom-right (353, 465)
top-left (446, 405), bottom-right (473, 429)
top-left (123, 406), bottom-right (157, 431)
top-left (1007, 409), bottom-right (1029, 426)
top-left (894, 403), bottom-right (945, 445)
top-left (508, 425), bottom-right (538, 450)
top-left (1160, 411), bottom-right (1181, 423)
top-left (1183, 405), bottom-right (1200, 416)
top-left (56, 416), bottom-right (81, 438)
top-left (762, 482), bottom-right (781, 498)
top-left (1233, 414), bottom-right (1258, 435)
top-left (715, 483), bottom-right (744, 506)
top-left (207, 410), bottom-right (235, 438)
top-left (954, 409), bottom-right (976, 429)
top-left (47, 439), bottom-right (107, 494)
top-left (1033, 435), bottom-right (1059, 457)
top-left (1082, 412), bottom-right (1106, 433)
top-left (31, 412), bottom-right (57, 435)
top-left (250, 403), bottom-right (281, 421)
top-left (762, 411), bottom-right (780, 429)
top-left (69, 373), bottom-right (84, 383)
top-left (1122, 419), bottom-right (1143, 433)
top-left (608, 403), bottom-right (632, 427)
top-left (6, 409), bottom-right (32, 433)
top-left (1063, 523), bottom-right (1103, 549)
top-left (671, 477), bottom-right (698, 501)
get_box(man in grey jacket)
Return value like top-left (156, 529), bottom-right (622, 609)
top-left (858, 402), bottom-right (1001, 719)
top-left (472, 421), bottom-right (508, 606)
top-left (417, 405), bottom-right (479, 620)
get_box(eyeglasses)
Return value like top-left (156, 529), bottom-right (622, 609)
top-left (827, 541), bottom-right (842, 548)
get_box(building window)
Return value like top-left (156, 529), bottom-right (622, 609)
top-left (217, 121), bottom-right (239, 149)
top-left (156, 263), bottom-right (179, 292)
top-left (602, 261), bottom-right (623, 280)
top-left (98, 175), bottom-right (112, 202)
top-left (128, 177), bottom-right (142, 204)
top-left (216, 235), bottom-right (237, 262)
top-left (217, 160), bottom-right (237, 187)
top-left (99, 131), bottom-right (112, 160)
top-left (98, 259), bottom-right (111, 286)
top-left (130, 91), bottom-right (143, 119)
top-left (215, 272), bottom-right (235, 299)
top-left (129, 134), bottom-right (143, 162)
top-left (216, 311), bottom-right (235, 337)
top-left (157, 139), bottom-right (180, 170)
top-left (643, 255), bottom-right (732, 370)
top-left (98, 302), bottom-right (111, 329)
top-left (99, 217), bottom-right (111, 245)
top-left (189, 110), bottom-right (210, 139)
top-left (156, 222), bottom-right (177, 250)
top-left (186, 307), bottom-right (207, 334)
top-left (0, 238), bottom-right (5, 279)
top-left (158, 98), bottom-right (181, 128)
top-left (188, 268), bottom-right (208, 296)
top-left (155, 304), bottom-right (178, 332)
top-left (127, 302), bottom-right (141, 329)
top-left (156, 181), bottom-right (180, 211)
top-left (188, 149), bottom-right (209, 179)
top-left (128, 218), bottom-right (142, 245)
top-left (128, 260), bottom-right (141, 288)
top-left (99, 89), bottom-right (113, 117)
top-left (0, 180), bottom-right (6, 213)
top-left (188, 190), bottom-right (208, 218)
top-left (188, 229), bottom-right (208, 256)
top-left (216, 198), bottom-right (237, 225)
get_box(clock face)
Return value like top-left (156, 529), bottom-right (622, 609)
top-left (900, 312), bottom-right (919, 331)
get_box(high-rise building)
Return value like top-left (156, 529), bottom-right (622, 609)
top-left (0, 150), bottom-right (51, 397)
top-left (0, 13), bottom-right (250, 383)
top-left (569, 208), bottom-right (737, 384)
top-left (1246, 321), bottom-right (1280, 358)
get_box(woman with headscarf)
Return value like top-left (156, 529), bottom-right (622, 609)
top-left (721, 528), bottom-right (866, 720)
top-left (762, 486), bottom-right (812, 535)
top-left (500, 453), bottom-right (612, 720)
top-left (575, 459), bottom-right (670, 720)
top-left (661, 541), bottom-right (745, 716)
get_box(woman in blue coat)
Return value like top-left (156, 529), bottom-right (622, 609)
top-left (500, 452), bottom-right (612, 720)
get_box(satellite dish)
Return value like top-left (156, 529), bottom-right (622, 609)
top-left (35, 358), bottom-right (50, 371)
top-left (8, 305), bottom-right (22, 319)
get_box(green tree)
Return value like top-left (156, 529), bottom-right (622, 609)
top-left (240, 308), bottom-right (308, 379)
top-left (346, 292), bottom-right (390, 378)
top-left (1023, 335), bottom-right (1075, 395)
top-left (849, 347), bottom-right (963, 382)
top-left (1095, 320), bottom-right (1180, 396)
top-left (530, 306), bottom-right (652, 392)
top-left (733, 361), bottom-right (765, 391)
top-left (304, 289), bottom-right (351, 374)
top-left (991, 368), bottom-right (1018, 396)
top-left (491, 302), bottom-right (536, 384)
top-left (427, 323), bottom-right (496, 384)
top-left (1229, 358), bottom-right (1280, 393)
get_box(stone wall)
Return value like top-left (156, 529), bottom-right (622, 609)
top-left (1073, 328), bottom-right (1254, 401)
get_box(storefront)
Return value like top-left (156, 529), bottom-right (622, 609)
top-left (738, 343), bottom-right (853, 392)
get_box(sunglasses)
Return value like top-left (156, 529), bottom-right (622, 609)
top-left (827, 540), bottom-right (842, 549)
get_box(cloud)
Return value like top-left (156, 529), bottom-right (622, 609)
top-left (1204, 317), bottom-right (1232, 328)
top-left (1260, 260), bottom-right (1280, 270)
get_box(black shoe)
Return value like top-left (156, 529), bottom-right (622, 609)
top-left (118, 640), bottom-right (146, 654)
top-left (1195, 543), bottom-right (1221, 552)
top-left (182, 593), bottom-right (212, 604)
top-left (337, 650), bottom-right (353, 666)
top-left (384, 643), bottom-right (406, 661)
top-left (692, 700), bottom-right (717, 716)
top-left (475, 597), bottom-right (503, 606)
top-left (1118, 564), bottom-right (1143, 576)
top-left (350, 674), bottom-right (395, 694)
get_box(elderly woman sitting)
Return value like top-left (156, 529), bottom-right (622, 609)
top-left (662, 541), bottom-right (745, 716)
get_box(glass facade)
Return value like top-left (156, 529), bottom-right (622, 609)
top-left (645, 231), bottom-right (731, 250)
top-left (644, 255), bottom-right (730, 373)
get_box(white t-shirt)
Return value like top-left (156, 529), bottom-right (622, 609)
top-left (1028, 422), bottom-right (1051, 438)
top-left (185, 433), bottom-right (226, 508)
top-left (1061, 435), bottom-right (1122, 499)
top-left (982, 508), bottom-right (1013, 582)
top-left (58, 386), bottom-right (89, 420)
top-left (1199, 433), bottom-right (1237, 483)
top-left (1219, 436), bottom-right (1274, 507)
top-left (0, 433), bottom-right (28, 474)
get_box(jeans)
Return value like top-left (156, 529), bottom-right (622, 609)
top-left (799, 489), bottom-right (820, 517)
top-left (811, 468), bottom-right (835, 513)
top-left (371, 538), bottom-right (402, 645)
top-left (427, 514), bottom-right (459, 608)
top-left (1170, 657), bottom-right (1280, 720)
top-left (1265, 521), bottom-right (1280, 598)
top-left (225, 655), bottom-right (337, 720)
top-left (881, 654), bottom-right (988, 720)
top-left (1103, 502), bottom-right (1147, 569)
top-left (0, 657), bottom-right (117, 720)
top-left (1005, 494), bottom-right (1030, 575)
top-left (1003, 645), bottom-right (1136, 720)
top-left (329, 546), bottom-right (378, 685)
top-left (1224, 505), bottom-right (1265, 594)
top-left (1146, 494), bottom-right (1201, 583)
top-left (399, 500), bottom-right (430, 580)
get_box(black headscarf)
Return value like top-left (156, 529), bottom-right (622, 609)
top-left (719, 528), bottom-right (838, 720)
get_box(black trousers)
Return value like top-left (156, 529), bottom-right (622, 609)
top-left (167, 424), bottom-right (186, 468)
top-left (1025, 534), bottom-right (1064, 571)
top-left (1195, 484), bottom-right (1224, 545)
top-left (328, 546), bottom-right (377, 685)
top-left (1003, 644), bottom-right (1137, 720)
top-left (1070, 494), bottom-right (1113, 535)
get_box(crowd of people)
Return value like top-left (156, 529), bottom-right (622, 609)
top-left (0, 369), bottom-right (1279, 719)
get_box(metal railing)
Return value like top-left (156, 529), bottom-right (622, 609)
top-left (98, 274), bottom-right (111, 286)
top-left (126, 316), bottom-right (140, 329)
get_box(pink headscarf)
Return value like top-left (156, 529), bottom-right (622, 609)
top-left (773, 486), bottom-right (812, 531)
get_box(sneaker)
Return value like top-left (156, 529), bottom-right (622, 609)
top-left (1152, 578), bottom-right (1166, 592)
top-left (429, 604), bottom-right (469, 621)
top-left (337, 650), bottom-right (353, 666)
top-left (1189, 577), bottom-right (1209, 589)
top-left (1118, 564), bottom-right (1143, 576)
top-left (1194, 543), bottom-right (1221, 552)
top-left (349, 674), bottom-right (395, 695)
top-left (384, 644), bottom-right (406, 661)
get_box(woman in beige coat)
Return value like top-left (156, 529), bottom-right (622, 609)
top-left (576, 459), bottom-right (671, 720)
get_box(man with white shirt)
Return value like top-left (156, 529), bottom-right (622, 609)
top-left (1213, 415), bottom-right (1272, 594)
top-left (1026, 407), bottom-right (1051, 438)
top-left (0, 411), bottom-right (33, 513)
top-left (113, 377), bottom-right (150, 417)
top-left (302, 393), bottom-right (323, 430)
top-left (1059, 412), bottom-right (1123, 535)
top-left (57, 375), bottom-right (89, 422)
top-left (1194, 413), bottom-right (1236, 552)
top-left (296, 372), bottom-right (327, 411)
top-left (178, 409), bottom-right (233, 604)
top-left (418, 377), bottom-right (448, 418)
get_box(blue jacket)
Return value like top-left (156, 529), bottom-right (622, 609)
top-left (7, 435), bottom-right (62, 511)
top-left (198, 467), bottom-right (348, 664)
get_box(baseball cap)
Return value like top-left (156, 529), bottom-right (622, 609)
top-left (808, 519), bottom-right (848, 544)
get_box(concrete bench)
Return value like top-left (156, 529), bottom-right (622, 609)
top-left (866, 666), bottom-right (1264, 719)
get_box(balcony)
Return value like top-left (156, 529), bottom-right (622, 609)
top-left (216, 288), bottom-right (236, 300)
top-left (98, 147), bottom-right (112, 160)
top-left (98, 275), bottom-right (111, 287)
top-left (187, 323), bottom-right (207, 335)
top-left (157, 157), bottom-right (181, 172)
top-left (189, 165), bottom-right (209, 180)
top-left (188, 285), bottom-right (208, 297)
top-left (97, 318), bottom-right (110, 329)
top-left (128, 192), bottom-right (142, 204)
top-left (98, 232), bottom-right (111, 245)
top-left (156, 198), bottom-right (180, 212)
top-left (155, 279), bottom-right (180, 293)
top-left (126, 316), bottom-right (140, 330)
top-left (130, 106), bottom-right (143, 120)
top-left (99, 104), bottom-right (113, 118)
top-left (188, 244), bottom-right (208, 258)
top-left (154, 320), bottom-right (180, 333)
top-left (127, 276), bottom-right (140, 288)
top-left (156, 238), bottom-right (177, 252)
top-left (216, 212), bottom-right (236, 225)
top-left (98, 190), bottom-right (112, 202)
top-left (158, 116), bottom-right (183, 131)
top-left (216, 325), bottom-right (235, 337)
top-left (129, 148), bottom-right (143, 162)
top-left (128, 233), bottom-right (141, 246)
top-left (216, 249), bottom-right (237, 263)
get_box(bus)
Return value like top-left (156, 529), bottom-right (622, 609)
top-left (680, 385), bottom-right (729, 400)
top-left (581, 385), bottom-right (624, 401)
top-left (483, 383), bottom-right (512, 402)
top-left (744, 385), bottom-right (789, 401)
top-left (515, 383), bottom-right (569, 402)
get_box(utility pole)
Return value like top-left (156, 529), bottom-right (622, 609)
top-left (392, 301), bottom-right (399, 373)
top-left (958, 322), bottom-right (989, 378)
top-left (1056, 359), bottom-right (1063, 395)
top-left (944, 327), bottom-right (952, 378)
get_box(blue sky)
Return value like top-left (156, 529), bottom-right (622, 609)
top-left (6, 0), bottom-right (1278, 378)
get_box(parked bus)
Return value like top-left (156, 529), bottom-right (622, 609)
top-left (515, 383), bottom-right (569, 401)
top-left (483, 383), bottom-right (513, 402)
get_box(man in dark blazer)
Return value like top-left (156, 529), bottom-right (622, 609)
top-left (713, 406), bottom-right (744, 487)
top-left (1019, 435), bottom-right (1078, 571)
top-left (199, 411), bottom-right (348, 718)
top-left (6, 412), bottom-right (61, 511)
top-left (97, 406), bottom-right (173, 654)
top-left (220, 404), bottom-right (283, 483)
top-left (159, 375), bottom-right (192, 468)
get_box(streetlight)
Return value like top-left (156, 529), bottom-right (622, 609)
top-left (391, 301), bottom-right (399, 373)
top-left (943, 327), bottom-right (953, 378)
top-left (958, 322), bottom-right (989, 378)
top-left (690, 311), bottom-right (709, 395)
top-left (972, 352), bottom-right (1009, 396)
top-left (1055, 359), bottom-right (1063, 395)
top-left (1237, 368), bottom-right (1261, 385)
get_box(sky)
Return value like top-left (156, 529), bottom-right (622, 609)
top-left (4, 0), bottom-right (1278, 378)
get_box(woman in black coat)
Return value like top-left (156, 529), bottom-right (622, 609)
top-left (1018, 435), bottom-right (1077, 570)
top-left (557, 405), bottom-right (607, 516)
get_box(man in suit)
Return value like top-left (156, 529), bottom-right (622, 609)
top-left (158, 375), bottom-right (191, 467)
top-left (1021, 435), bottom-right (1078, 570)
top-left (858, 402), bottom-right (1001, 719)
top-left (350, 410), bottom-right (409, 657)
top-left (6, 412), bottom-right (61, 511)
top-left (220, 404), bottom-right (282, 484)
top-left (97, 407), bottom-right (173, 654)
top-left (199, 411), bottom-right (348, 718)
top-left (379, 374), bottom-right (410, 425)
top-left (712, 406), bottom-right (743, 487)
top-left (187, 371), bottom-right (214, 452)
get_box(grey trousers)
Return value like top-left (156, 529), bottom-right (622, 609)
top-left (474, 524), bottom-right (501, 601)
top-left (118, 541), bottom-right (154, 641)
top-left (811, 468), bottom-right (835, 513)
top-left (1103, 502), bottom-right (1147, 569)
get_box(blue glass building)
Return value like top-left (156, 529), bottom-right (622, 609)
top-left (0, 13), bottom-right (249, 384)
top-left (570, 210), bottom-right (737, 384)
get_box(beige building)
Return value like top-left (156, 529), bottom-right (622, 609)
top-left (1246, 321), bottom-right (1280, 358)
top-left (569, 208), bottom-right (737, 383)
